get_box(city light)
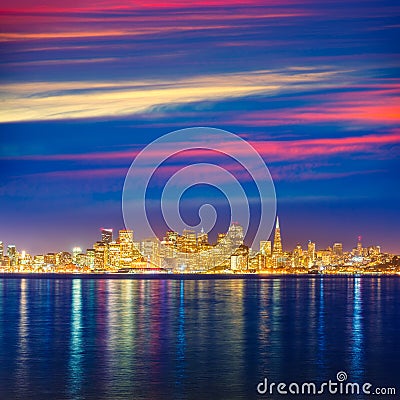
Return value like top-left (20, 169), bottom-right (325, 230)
top-left (0, 217), bottom-right (398, 274)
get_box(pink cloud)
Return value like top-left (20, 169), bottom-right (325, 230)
top-left (5, 130), bottom-right (399, 165)
top-left (269, 163), bottom-right (384, 182)
top-left (250, 131), bottom-right (400, 161)
top-left (8, 129), bottom-right (398, 184)
top-left (231, 85), bottom-right (400, 127)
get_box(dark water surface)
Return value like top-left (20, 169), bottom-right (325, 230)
top-left (0, 276), bottom-right (399, 399)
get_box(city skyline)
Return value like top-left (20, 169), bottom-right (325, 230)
top-left (0, 219), bottom-right (391, 257)
top-left (1, 216), bottom-right (397, 275)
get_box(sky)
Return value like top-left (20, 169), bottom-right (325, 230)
top-left (0, 0), bottom-right (399, 255)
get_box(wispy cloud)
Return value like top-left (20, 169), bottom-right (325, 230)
top-left (0, 69), bottom-right (341, 122)
top-left (225, 83), bottom-right (400, 127)
top-left (7, 129), bottom-right (400, 166)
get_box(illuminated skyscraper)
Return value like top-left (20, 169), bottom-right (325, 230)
top-left (357, 235), bottom-right (362, 256)
top-left (94, 241), bottom-right (107, 270)
top-left (86, 249), bottom-right (95, 269)
top-left (181, 229), bottom-right (196, 252)
top-left (226, 223), bottom-right (244, 250)
top-left (44, 253), bottom-right (57, 265)
top-left (141, 238), bottom-right (160, 267)
top-left (260, 240), bottom-right (272, 256)
top-left (197, 228), bottom-right (209, 247)
top-left (293, 243), bottom-right (303, 267)
top-left (0, 241), bottom-right (3, 261)
top-left (101, 228), bottom-right (113, 244)
top-left (317, 248), bottom-right (332, 266)
top-left (108, 242), bottom-right (121, 268)
top-left (7, 245), bottom-right (17, 266)
top-left (333, 243), bottom-right (343, 257)
top-left (161, 231), bottom-right (178, 261)
top-left (307, 240), bottom-right (316, 267)
top-left (72, 247), bottom-right (82, 264)
top-left (118, 230), bottom-right (135, 268)
top-left (33, 255), bottom-right (44, 269)
top-left (217, 233), bottom-right (226, 244)
top-left (58, 251), bottom-right (72, 265)
top-left (165, 230), bottom-right (179, 244)
top-left (272, 217), bottom-right (282, 255)
top-left (230, 244), bottom-right (249, 271)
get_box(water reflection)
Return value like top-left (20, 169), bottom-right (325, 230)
top-left (0, 277), bottom-right (399, 400)
top-left (16, 279), bottom-right (29, 397)
top-left (69, 279), bottom-right (83, 399)
top-left (351, 277), bottom-right (364, 380)
top-left (176, 280), bottom-right (185, 393)
top-left (317, 278), bottom-right (326, 372)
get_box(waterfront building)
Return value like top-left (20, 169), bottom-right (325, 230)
top-left (7, 245), bottom-right (17, 266)
top-left (357, 235), bottom-right (363, 256)
top-left (272, 217), bottom-right (282, 256)
top-left (230, 244), bottom-right (249, 271)
top-left (293, 243), bottom-right (303, 268)
top-left (101, 228), bottom-right (113, 244)
top-left (86, 249), bottom-right (95, 269)
top-left (93, 242), bottom-right (107, 270)
top-left (72, 247), bottom-right (82, 264)
top-left (141, 237), bottom-right (160, 267)
top-left (33, 255), bottom-right (45, 269)
top-left (107, 242), bottom-right (121, 268)
top-left (118, 230), bottom-right (134, 268)
top-left (260, 240), bottom-right (272, 256)
top-left (44, 253), bottom-right (57, 265)
top-left (58, 251), bottom-right (72, 266)
top-left (333, 243), bottom-right (343, 257)
top-left (197, 228), bottom-right (210, 249)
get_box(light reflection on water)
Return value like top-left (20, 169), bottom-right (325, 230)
top-left (0, 276), bottom-right (399, 400)
top-left (351, 278), bottom-right (363, 381)
top-left (69, 279), bottom-right (83, 399)
top-left (16, 279), bottom-right (29, 397)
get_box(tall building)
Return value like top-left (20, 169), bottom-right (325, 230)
top-left (44, 253), bottom-right (57, 265)
top-left (33, 255), bottom-right (44, 269)
top-left (356, 235), bottom-right (362, 256)
top-left (86, 249), bottom-right (95, 269)
top-left (317, 248), bottom-right (332, 266)
top-left (108, 242), bottom-right (121, 268)
top-left (141, 238), bottom-right (160, 267)
top-left (260, 240), bottom-right (272, 256)
top-left (333, 242), bottom-right (343, 257)
top-left (0, 241), bottom-right (3, 262)
top-left (101, 228), bottom-right (113, 244)
top-left (229, 223), bottom-right (244, 245)
top-left (7, 245), bottom-right (17, 266)
top-left (119, 230), bottom-right (134, 268)
top-left (293, 243), bottom-right (303, 267)
top-left (197, 228), bottom-right (209, 247)
top-left (165, 230), bottom-right (179, 244)
top-left (72, 247), bottom-right (82, 264)
top-left (230, 244), bottom-right (249, 271)
top-left (307, 240), bottom-right (316, 267)
top-left (181, 229), bottom-right (196, 252)
top-left (217, 233), bottom-right (226, 244)
top-left (93, 241), bottom-right (107, 270)
top-left (272, 217), bottom-right (282, 255)
top-left (58, 251), bottom-right (72, 265)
